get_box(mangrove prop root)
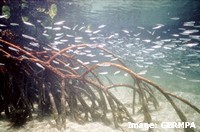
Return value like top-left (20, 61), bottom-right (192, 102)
top-left (0, 38), bottom-right (200, 132)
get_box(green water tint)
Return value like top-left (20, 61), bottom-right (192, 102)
top-left (0, 37), bottom-right (200, 132)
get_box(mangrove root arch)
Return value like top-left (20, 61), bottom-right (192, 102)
top-left (0, 38), bottom-right (200, 132)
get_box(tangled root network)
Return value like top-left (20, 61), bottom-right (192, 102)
top-left (0, 35), bottom-right (200, 132)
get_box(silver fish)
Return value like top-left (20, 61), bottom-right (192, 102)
top-left (72, 25), bottom-right (78, 30)
top-left (108, 35), bottom-right (115, 39)
top-left (60, 39), bottom-right (68, 42)
top-left (152, 76), bottom-right (160, 78)
top-left (180, 30), bottom-right (199, 35)
top-left (181, 66), bottom-right (192, 69)
top-left (22, 34), bottom-right (37, 41)
top-left (77, 59), bottom-right (83, 63)
top-left (23, 21), bottom-right (35, 26)
top-left (183, 21), bottom-right (195, 27)
top-left (188, 63), bottom-right (199, 67)
top-left (54, 36), bottom-right (63, 40)
top-left (54, 21), bottom-right (65, 25)
top-left (0, 15), bottom-right (7, 18)
top-left (170, 17), bottom-right (180, 20)
top-left (134, 33), bottom-right (141, 37)
top-left (114, 71), bottom-right (120, 75)
top-left (42, 33), bottom-right (49, 37)
top-left (84, 50), bottom-right (91, 53)
top-left (152, 24), bottom-right (164, 29)
top-left (137, 26), bottom-right (145, 29)
top-left (64, 63), bottom-right (70, 67)
top-left (99, 72), bottom-right (108, 75)
top-left (124, 73), bottom-right (128, 77)
top-left (152, 45), bottom-right (162, 49)
top-left (97, 63), bottom-right (110, 67)
top-left (83, 62), bottom-right (90, 65)
top-left (66, 34), bottom-right (74, 37)
top-left (183, 43), bottom-right (198, 47)
top-left (98, 25), bottom-right (106, 29)
top-left (63, 26), bottom-right (71, 30)
top-left (43, 47), bottom-right (51, 51)
top-left (44, 26), bottom-right (52, 30)
top-left (75, 40), bottom-right (82, 43)
top-left (152, 53), bottom-right (165, 59)
top-left (79, 26), bottom-right (86, 31)
top-left (104, 55), bottom-right (112, 58)
top-left (73, 66), bottom-right (80, 70)
top-left (91, 60), bottom-right (99, 63)
top-left (189, 80), bottom-right (200, 83)
top-left (50, 46), bottom-right (60, 51)
top-left (122, 30), bottom-right (129, 34)
top-left (77, 47), bottom-right (85, 50)
top-left (55, 33), bottom-right (64, 36)
top-left (86, 54), bottom-right (96, 57)
top-left (189, 35), bottom-right (200, 41)
top-left (137, 70), bottom-right (147, 75)
top-left (52, 60), bottom-right (59, 64)
top-left (53, 27), bottom-right (61, 30)
top-left (177, 76), bottom-right (186, 80)
top-left (136, 63), bottom-right (143, 68)
top-left (85, 30), bottom-right (92, 33)
top-left (93, 30), bottom-right (101, 34)
top-left (90, 37), bottom-right (97, 40)
top-left (36, 63), bottom-right (45, 70)
top-left (8, 47), bottom-right (19, 52)
top-left (164, 71), bottom-right (173, 75)
top-left (144, 62), bottom-right (153, 65)
top-left (174, 70), bottom-right (185, 75)
top-left (163, 68), bottom-right (174, 71)
top-left (29, 42), bottom-right (39, 47)
top-left (23, 46), bottom-right (33, 51)
top-left (75, 37), bottom-right (83, 40)
top-left (142, 39), bottom-right (151, 43)
top-left (99, 53), bottom-right (104, 56)
top-left (10, 23), bottom-right (19, 26)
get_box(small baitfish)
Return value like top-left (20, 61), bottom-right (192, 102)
top-left (99, 72), bottom-right (108, 75)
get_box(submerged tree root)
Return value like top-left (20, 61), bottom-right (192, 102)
top-left (0, 38), bottom-right (200, 132)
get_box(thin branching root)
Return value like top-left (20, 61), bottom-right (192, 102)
top-left (0, 33), bottom-right (200, 132)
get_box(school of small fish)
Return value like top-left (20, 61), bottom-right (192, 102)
top-left (0, 14), bottom-right (200, 83)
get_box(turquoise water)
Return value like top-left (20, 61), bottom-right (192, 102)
top-left (55, 0), bottom-right (200, 93)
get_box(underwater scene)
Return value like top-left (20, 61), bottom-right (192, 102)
top-left (0, 0), bottom-right (200, 132)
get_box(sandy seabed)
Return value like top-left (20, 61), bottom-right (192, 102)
top-left (0, 75), bottom-right (199, 132)
top-left (0, 93), bottom-right (199, 132)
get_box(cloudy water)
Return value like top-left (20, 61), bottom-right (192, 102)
top-left (0, 0), bottom-right (200, 132)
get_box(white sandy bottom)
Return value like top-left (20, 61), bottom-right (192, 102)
top-left (0, 74), bottom-right (199, 132)
top-left (0, 91), bottom-right (199, 132)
